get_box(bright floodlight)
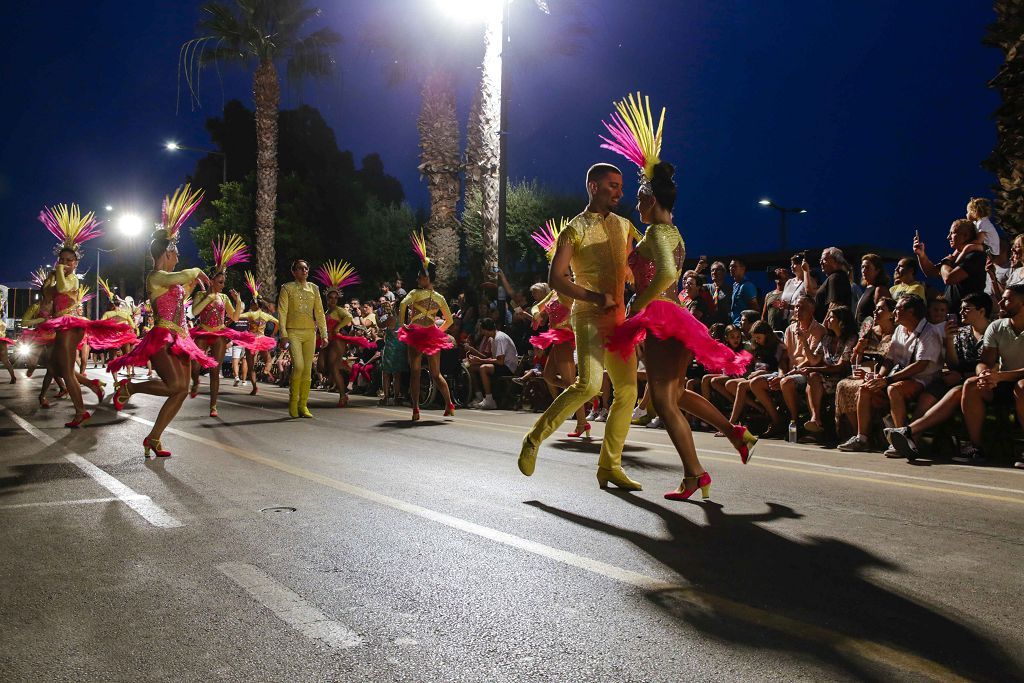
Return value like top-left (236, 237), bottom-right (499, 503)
top-left (165, 141), bottom-right (180, 151)
top-left (758, 199), bottom-right (772, 206)
top-left (434, 0), bottom-right (503, 22)
top-left (117, 213), bottom-right (144, 238)
top-left (799, 209), bottom-right (808, 214)
top-left (104, 205), bottom-right (114, 212)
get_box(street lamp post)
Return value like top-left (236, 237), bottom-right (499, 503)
top-left (758, 199), bottom-right (807, 251)
top-left (165, 141), bottom-right (227, 184)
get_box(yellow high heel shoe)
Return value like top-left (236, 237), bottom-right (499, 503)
top-left (518, 436), bottom-right (539, 476)
top-left (596, 466), bottom-right (642, 491)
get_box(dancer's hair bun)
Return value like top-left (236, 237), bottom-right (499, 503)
top-left (650, 161), bottom-right (677, 211)
top-left (149, 229), bottom-right (171, 260)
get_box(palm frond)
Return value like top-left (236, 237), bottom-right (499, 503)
top-left (286, 27), bottom-right (342, 82)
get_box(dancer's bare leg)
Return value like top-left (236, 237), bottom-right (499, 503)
top-left (0, 344), bottom-right (15, 383)
top-left (56, 329), bottom-right (86, 419)
top-left (427, 352), bottom-right (452, 407)
top-left (646, 339), bottom-right (704, 477)
top-left (208, 338), bottom-right (227, 412)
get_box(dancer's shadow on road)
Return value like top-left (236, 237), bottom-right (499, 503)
top-left (373, 419), bottom-right (449, 430)
top-left (548, 439), bottom-right (649, 455)
top-left (197, 417), bottom-right (292, 428)
top-left (526, 496), bottom-right (1023, 682)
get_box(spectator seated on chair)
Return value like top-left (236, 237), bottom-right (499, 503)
top-left (467, 317), bottom-right (518, 410)
top-left (883, 292), bottom-right (994, 460)
top-left (838, 294), bottom-right (942, 453)
top-left (801, 304), bottom-right (857, 436)
top-left (743, 296), bottom-right (825, 438)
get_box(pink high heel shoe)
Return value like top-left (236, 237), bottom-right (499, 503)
top-left (732, 424), bottom-right (758, 464)
top-left (664, 472), bottom-right (712, 501)
top-left (567, 422), bottom-right (592, 438)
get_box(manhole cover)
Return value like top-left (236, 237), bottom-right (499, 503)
top-left (260, 506), bottom-right (297, 513)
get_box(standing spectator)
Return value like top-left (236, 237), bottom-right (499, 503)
top-left (854, 254), bottom-right (892, 324)
top-left (467, 318), bottom-right (518, 410)
top-left (763, 268), bottom-right (790, 332)
top-left (394, 278), bottom-right (407, 300)
top-left (967, 197), bottom-right (1000, 257)
top-left (679, 270), bottom-right (712, 323)
top-left (703, 261), bottom-right (731, 325)
top-left (804, 247), bottom-right (853, 323)
top-left (838, 295), bottom-right (942, 452)
top-left (729, 258), bottom-right (758, 325)
top-left (914, 219), bottom-right (987, 311)
top-left (360, 302), bottom-right (378, 333)
top-left (381, 282), bottom-right (396, 303)
top-left (990, 234), bottom-right (1024, 299)
top-left (781, 253), bottom-right (812, 317)
top-left (889, 257), bottom-right (926, 301)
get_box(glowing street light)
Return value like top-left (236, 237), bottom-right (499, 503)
top-left (117, 213), bottom-right (144, 238)
top-left (164, 140), bottom-right (226, 184)
top-left (433, 0), bottom-right (503, 23)
top-left (758, 198), bottom-right (807, 250)
top-left (104, 204), bottom-right (114, 212)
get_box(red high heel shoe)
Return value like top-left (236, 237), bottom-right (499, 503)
top-left (39, 396), bottom-right (51, 409)
top-left (189, 381), bottom-right (199, 399)
top-left (337, 394), bottom-right (349, 408)
top-left (143, 436), bottom-right (171, 458)
top-left (64, 411), bottom-right (92, 428)
top-left (732, 424), bottom-right (758, 464)
top-left (411, 407), bottom-right (420, 422)
top-left (664, 472), bottom-right (712, 501)
top-left (209, 406), bottom-right (219, 418)
top-left (567, 422), bottom-right (592, 438)
top-left (444, 402), bottom-right (456, 417)
top-left (112, 379), bottom-right (131, 411)
top-left (88, 378), bottom-right (105, 402)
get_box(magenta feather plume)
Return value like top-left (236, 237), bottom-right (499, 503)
top-left (531, 222), bottom-right (558, 254)
top-left (598, 112), bottom-right (646, 169)
top-left (38, 204), bottom-right (103, 248)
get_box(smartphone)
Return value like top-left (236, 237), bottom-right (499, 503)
top-left (491, 266), bottom-right (500, 273)
top-left (947, 313), bottom-right (958, 324)
top-left (914, 229), bottom-right (920, 240)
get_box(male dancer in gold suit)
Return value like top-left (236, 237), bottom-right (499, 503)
top-left (518, 163), bottom-right (642, 490)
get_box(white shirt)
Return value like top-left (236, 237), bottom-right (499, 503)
top-left (976, 216), bottom-right (1000, 256)
top-left (886, 318), bottom-right (944, 386)
top-left (492, 330), bottom-right (519, 373)
top-left (781, 277), bottom-right (805, 308)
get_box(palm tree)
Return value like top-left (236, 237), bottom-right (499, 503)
top-left (417, 72), bottom-right (462, 290)
top-left (983, 1), bottom-right (1024, 236)
top-left (180, 0), bottom-right (342, 291)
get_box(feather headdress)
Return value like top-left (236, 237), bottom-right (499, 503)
top-left (530, 217), bottom-right (568, 262)
top-left (314, 259), bottom-right (361, 295)
top-left (30, 267), bottom-right (49, 291)
top-left (410, 230), bottom-right (430, 271)
top-left (243, 271), bottom-right (262, 302)
top-left (39, 204), bottom-right (103, 256)
top-left (210, 233), bottom-right (250, 274)
top-left (598, 92), bottom-right (666, 191)
top-left (160, 184), bottom-right (204, 244)
top-left (78, 284), bottom-right (94, 304)
top-left (96, 276), bottom-right (115, 302)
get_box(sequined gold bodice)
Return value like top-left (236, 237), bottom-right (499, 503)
top-left (559, 211), bottom-right (636, 320)
top-left (399, 289), bottom-right (451, 328)
top-left (629, 223), bottom-right (686, 312)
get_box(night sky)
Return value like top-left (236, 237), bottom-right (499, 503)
top-left (0, 1), bottom-right (1002, 284)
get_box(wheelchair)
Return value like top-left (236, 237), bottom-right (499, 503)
top-left (416, 347), bottom-right (473, 408)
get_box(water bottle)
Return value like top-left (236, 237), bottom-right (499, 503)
top-left (787, 420), bottom-right (798, 443)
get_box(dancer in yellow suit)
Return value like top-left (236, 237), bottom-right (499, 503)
top-left (278, 259), bottom-right (328, 418)
top-left (518, 162), bottom-right (642, 491)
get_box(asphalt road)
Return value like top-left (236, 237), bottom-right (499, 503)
top-left (2, 370), bottom-right (1023, 682)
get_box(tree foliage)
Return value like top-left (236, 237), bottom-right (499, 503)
top-left (983, 1), bottom-right (1024, 236)
top-left (462, 180), bottom-right (581, 287)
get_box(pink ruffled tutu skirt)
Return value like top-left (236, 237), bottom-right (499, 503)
top-left (19, 329), bottom-right (55, 346)
top-left (108, 327), bottom-right (219, 375)
top-left (245, 335), bottom-right (278, 353)
top-left (607, 300), bottom-right (751, 376)
top-left (36, 315), bottom-right (139, 350)
top-left (334, 333), bottom-right (375, 350)
top-left (530, 327), bottom-right (575, 350)
top-left (397, 324), bottom-right (453, 355)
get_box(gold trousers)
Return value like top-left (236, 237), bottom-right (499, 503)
top-left (287, 328), bottom-right (316, 409)
top-left (525, 313), bottom-right (637, 469)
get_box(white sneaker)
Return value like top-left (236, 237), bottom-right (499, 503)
top-left (631, 406), bottom-right (645, 420)
top-left (594, 408), bottom-right (609, 423)
top-left (233, 378), bottom-right (240, 387)
top-left (479, 397), bottom-right (498, 410)
top-left (646, 416), bottom-right (663, 429)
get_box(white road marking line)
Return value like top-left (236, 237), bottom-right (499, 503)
top-left (0, 406), bottom-right (183, 529)
top-left (0, 496), bottom-right (143, 510)
top-left (217, 562), bottom-right (363, 649)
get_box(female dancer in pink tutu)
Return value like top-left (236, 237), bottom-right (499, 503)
top-left (601, 93), bottom-right (756, 500)
top-left (316, 259), bottom-right (372, 407)
top-left (188, 233), bottom-right (254, 417)
top-left (397, 231), bottom-right (455, 421)
top-left (35, 204), bottom-right (137, 427)
top-left (109, 185), bottom-right (216, 457)
top-left (528, 219), bottom-right (590, 438)
top-left (238, 272), bottom-right (279, 395)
